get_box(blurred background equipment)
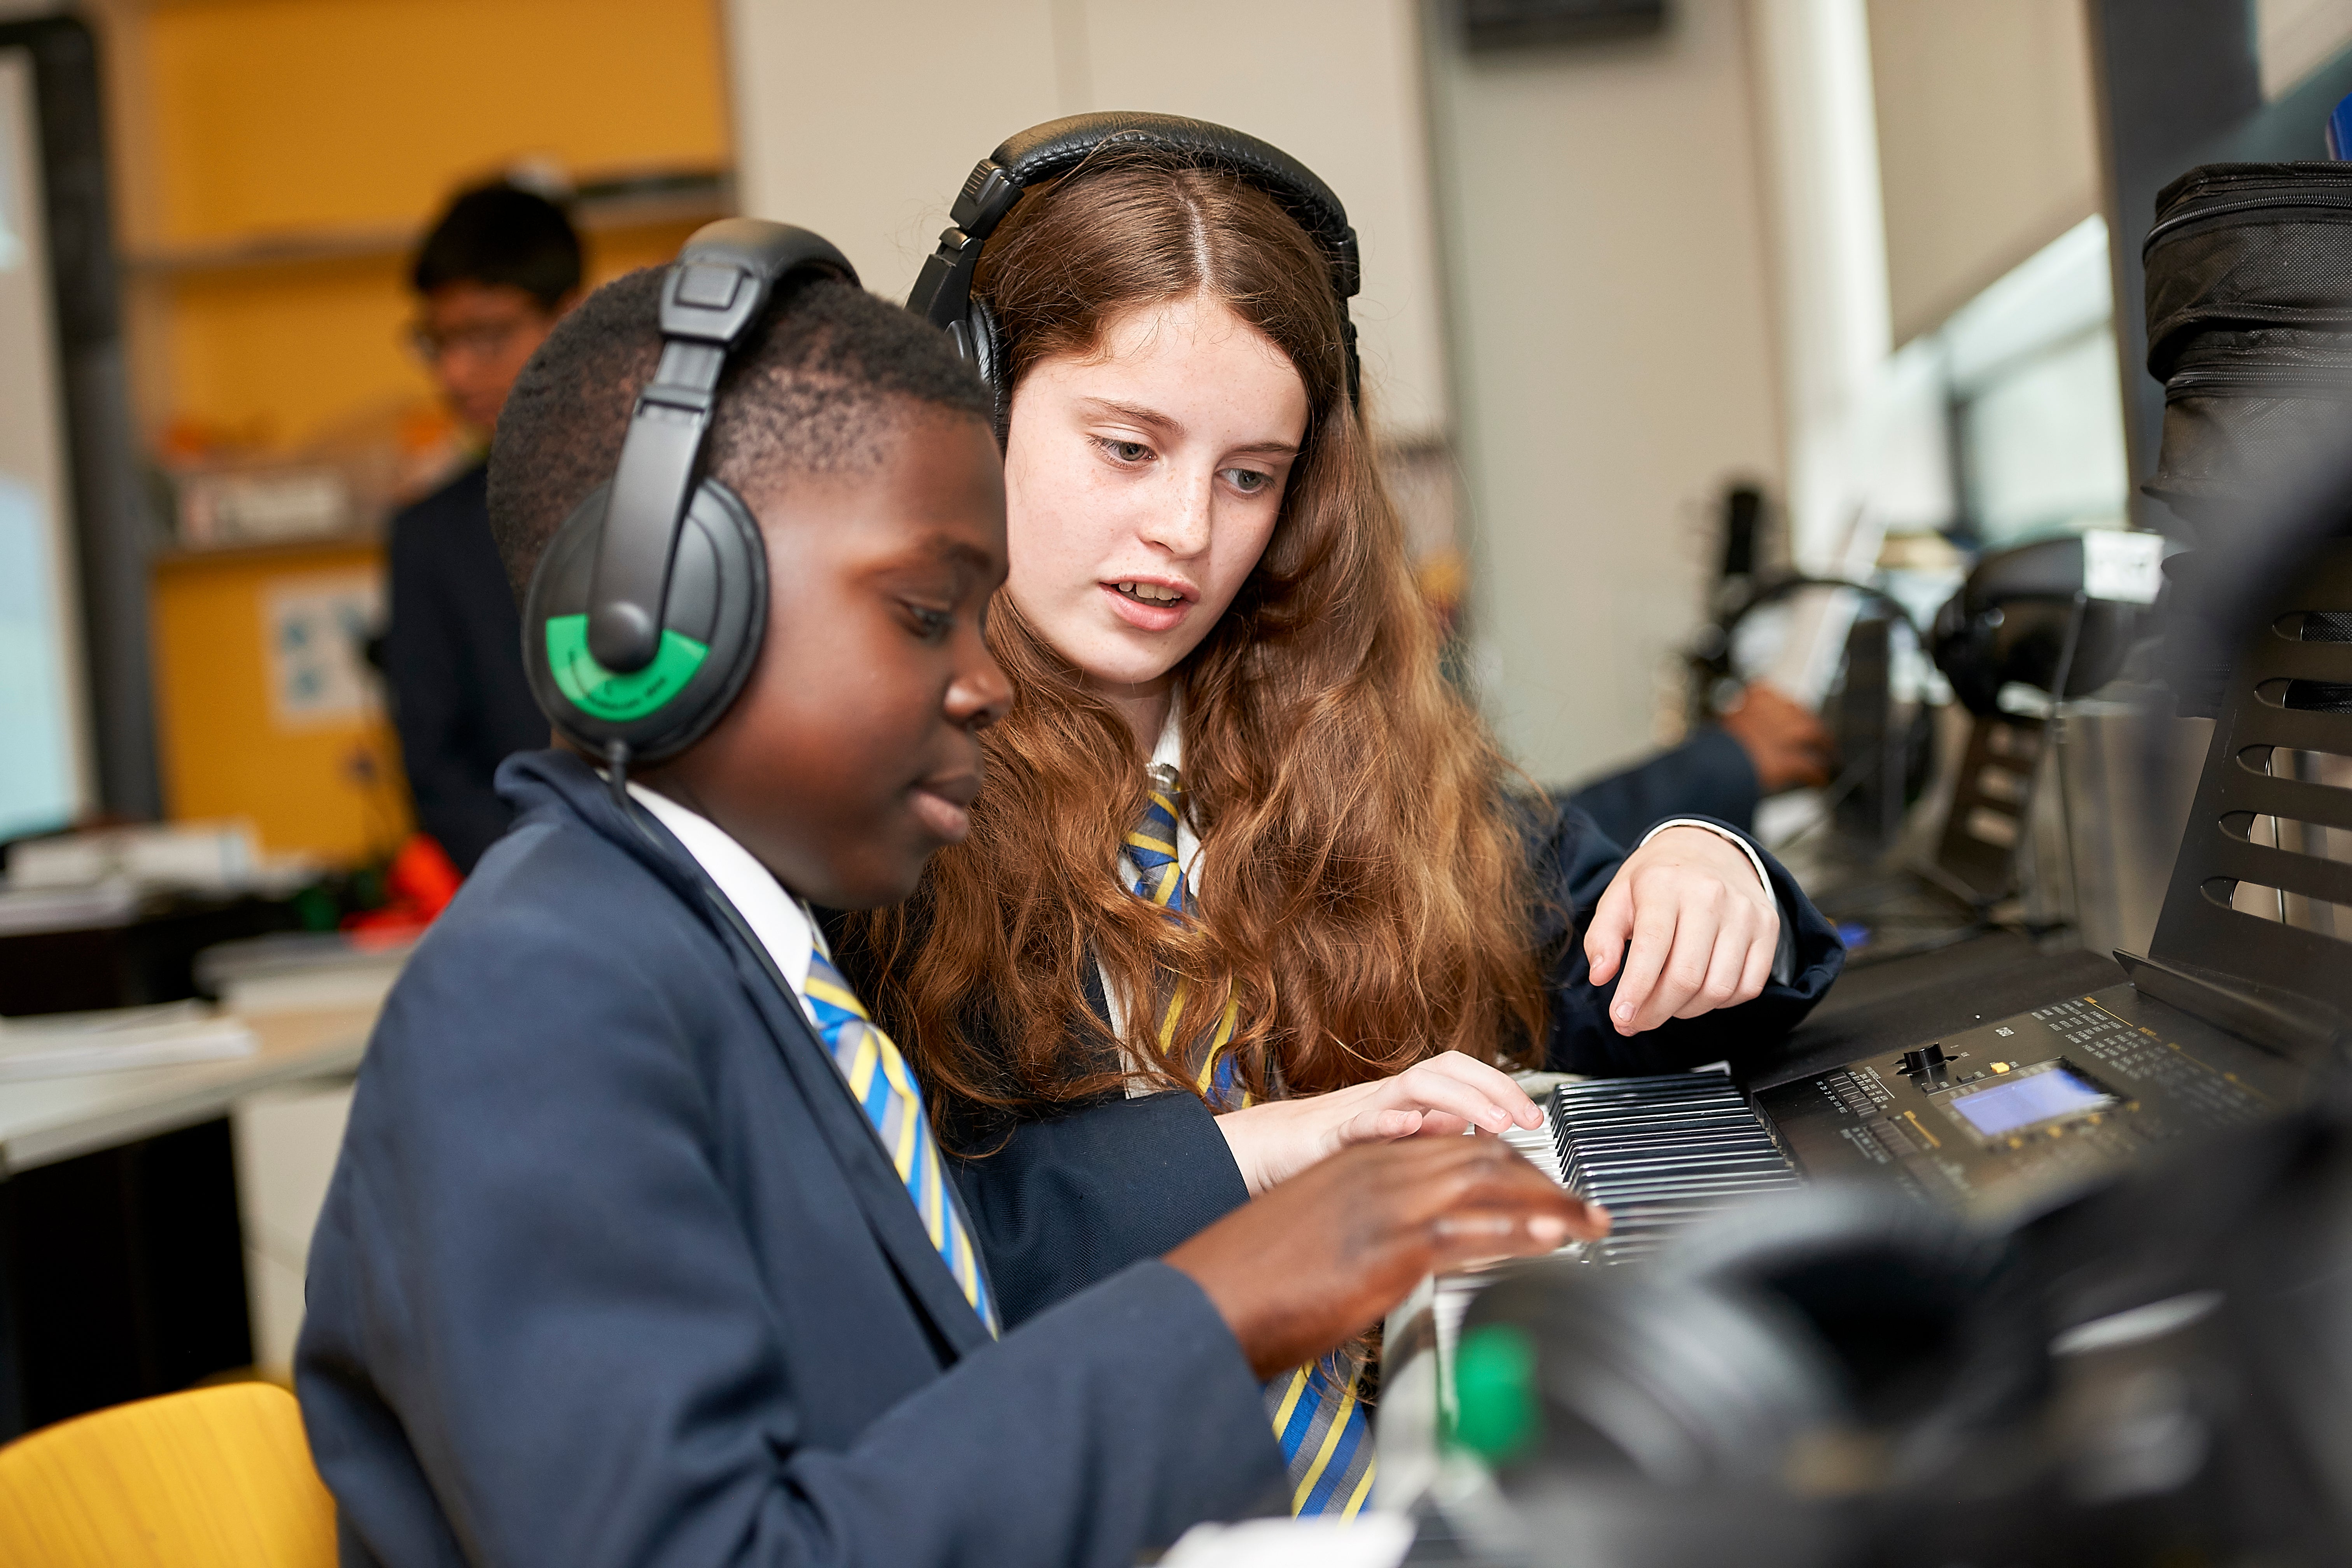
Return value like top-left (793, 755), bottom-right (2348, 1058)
top-left (1565, 485), bottom-right (1841, 850)
top-left (1376, 10), bottom-right (2352, 1555)
top-left (1452, 0), bottom-right (1669, 50)
top-left (1383, 519), bottom-right (2352, 1556)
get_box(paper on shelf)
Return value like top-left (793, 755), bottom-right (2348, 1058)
top-left (0, 1000), bottom-right (258, 1081)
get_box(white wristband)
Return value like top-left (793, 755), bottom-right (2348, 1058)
top-left (1637, 817), bottom-right (1774, 898)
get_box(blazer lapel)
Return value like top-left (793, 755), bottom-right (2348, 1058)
top-left (525, 752), bottom-right (996, 1361)
top-left (715, 916), bottom-right (996, 1360)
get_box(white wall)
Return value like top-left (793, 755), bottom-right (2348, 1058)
top-left (2257, 0), bottom-right (2352, 99)
top-left (1424, 0), bottom-right (1787, 784)
top-left (723, 0), bottom-right (1452, 438)
top-left (1748, 0), bottom-right (1892, 577)
top-left (1867, 0), bottom-right (2100, 348)
top-left (234, 1083), bottom-right (355, 1375)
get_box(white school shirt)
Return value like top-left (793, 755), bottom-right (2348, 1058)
top-left (1106, 705), bottom-right (1794, 1046)
top-left (626, 782), bottom-right (826, 1031)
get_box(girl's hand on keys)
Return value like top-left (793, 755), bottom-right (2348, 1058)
top-left (1213, 1051), bottom-right (1545, 1195)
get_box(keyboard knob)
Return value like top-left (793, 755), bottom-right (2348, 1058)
top-left (1899, 1044), bottom-right (1948, 1076)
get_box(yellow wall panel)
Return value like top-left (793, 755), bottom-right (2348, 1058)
top-left (166, 255), bottom-right (426, 448)
top-left (146, 0), bottom-right (730, 244)
top-left (160, 220), bottom-right (704, 449)
top-left (128, 0), bottom-right (730, 864)
top-left (584, 220), bottom-right (713, 285)
top-left (152, 541), bottom-right (412, 862)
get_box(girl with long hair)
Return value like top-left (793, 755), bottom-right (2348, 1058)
top-left (838, 120), bottom-right (1843, 1515)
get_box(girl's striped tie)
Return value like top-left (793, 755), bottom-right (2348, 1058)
top-left (1124, 777), bottom-right (1376, 1518)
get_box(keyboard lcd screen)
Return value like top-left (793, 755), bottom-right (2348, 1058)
top-left (1951, 1068), bottom-right (2111, 1137)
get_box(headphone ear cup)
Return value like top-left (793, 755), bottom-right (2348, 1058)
top-left (1460, 1258), bottom-right (1845, 1489)
top-left (523, 478), bottom-right (768, 763)
top-left (1663, 1186), bottom-right (2035, 1436)
top-left (966, 295), bottom-right (1009, 443)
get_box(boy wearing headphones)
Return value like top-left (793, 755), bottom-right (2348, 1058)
top-left (294, 238), bottom-right (1593, 1566)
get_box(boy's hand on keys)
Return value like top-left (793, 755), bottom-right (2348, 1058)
top-left (1213, 1051), bottom-right (1547, 1195)
top-left (1165, 1138), bottom-right (1608, 1381)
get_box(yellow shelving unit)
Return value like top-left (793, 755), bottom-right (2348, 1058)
top-left (87, 0), bottom-right (734, 861)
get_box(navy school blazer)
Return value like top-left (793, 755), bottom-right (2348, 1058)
top-left (378, 463), bottom-right (550, 874)
top-left (834, 796), bottom-right (1845, 1330)
top-left (1565, 726), bottom-right (1762, 845)
top-left (295, 749), bottom-right (1283, 1568)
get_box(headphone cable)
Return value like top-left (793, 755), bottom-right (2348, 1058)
top-left (604, 739), bottom-right (634, 813)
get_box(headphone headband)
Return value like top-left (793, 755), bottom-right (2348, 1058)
top-left (908, 112), bottom-right (1362, 403)
top-left (586, 220), bottom-right (855, 673)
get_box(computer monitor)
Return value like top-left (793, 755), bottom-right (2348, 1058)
top-left (0, 41), bottom-right (91, 841)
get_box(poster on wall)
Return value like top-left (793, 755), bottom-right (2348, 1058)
top-left (264, 574), bottom-right (383, 730)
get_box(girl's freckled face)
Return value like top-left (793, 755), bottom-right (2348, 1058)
top-left (999, 295), bottom-right (1309, 702)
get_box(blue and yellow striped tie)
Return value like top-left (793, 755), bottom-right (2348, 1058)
top-left (804, 948), bottom-right (998, 1336)
top-left (1124, 779), bottom-right (1377, 1518)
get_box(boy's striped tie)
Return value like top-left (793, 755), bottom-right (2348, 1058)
top-left (1124, 779), bottom-right (1377, 1518)
top-left (804, 949), bottom-right (998, 1335)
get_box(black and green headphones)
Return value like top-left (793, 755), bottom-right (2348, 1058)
top-left (522, 219), bottom-right (858, 772)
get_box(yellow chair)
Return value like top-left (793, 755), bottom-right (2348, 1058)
top-left (0, 1381), bottom-right (337, 1568)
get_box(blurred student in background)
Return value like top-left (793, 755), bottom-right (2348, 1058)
top-left (1568, 678), bottom-right (1835, 847)
top-left (379, 182), bottom-right (580, 873)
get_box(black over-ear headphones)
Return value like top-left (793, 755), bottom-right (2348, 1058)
top-left (523, 219), bottom-right (858, 774)
top-left (1458, 1187), bottom-right (2032, 1490)
top-left (905, 112), bottom-right (1364, 424)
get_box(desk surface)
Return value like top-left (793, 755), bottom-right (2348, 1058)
top-left (0, 1004), bottom-right (373, 1174)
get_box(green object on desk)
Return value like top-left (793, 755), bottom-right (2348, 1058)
top-left (1451, 1322), bottom-right (1540, 1463)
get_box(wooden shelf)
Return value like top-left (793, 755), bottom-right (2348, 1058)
top-left (152, 532), bottom-right (384, 572)
top-left (127, 170), bottom-right (735, 277)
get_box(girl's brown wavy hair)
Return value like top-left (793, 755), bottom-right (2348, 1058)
top-left (847, 147), bottom-right (1549, 1118)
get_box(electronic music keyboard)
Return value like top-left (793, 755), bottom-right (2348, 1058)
top-left (1387, 1017), bottom-right (2314, 1509)
top-left (1380, 1069), bottom-right (1804, 1507)
top-left (1501, 1071), bottom-right (1801, 1265)
top-left (1412, 1073), bottom-right (1799, 1415)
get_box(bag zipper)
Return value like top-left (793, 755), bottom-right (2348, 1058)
top-left (2164, 364), bottom-right (2352, 400)
top-left (2146, 191), bottom-right (2352, 252)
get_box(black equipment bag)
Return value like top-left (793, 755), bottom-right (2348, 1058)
top-left (2143, 164), bottom-right (2352, 715)
top-left (2142, 162), bottom-right (2352, 524)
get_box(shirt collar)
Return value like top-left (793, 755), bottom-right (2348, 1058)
top-left (1136, 691), bottom-right (1200, 877)
top-left (1147, 692), bottom-right (1185, 778)
top-left (625, 782), bottom-right (817, 1013)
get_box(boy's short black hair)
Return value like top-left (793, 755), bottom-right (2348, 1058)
top-left (486, 267), bottom-right (995, 602)
top-left (412, 182), bottom-right (583, 312)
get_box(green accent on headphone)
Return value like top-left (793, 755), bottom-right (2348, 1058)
top-left (544, 613), bottom-right (711, 722)
top-left (1450, 1323), bottom-right (1540, 1464)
